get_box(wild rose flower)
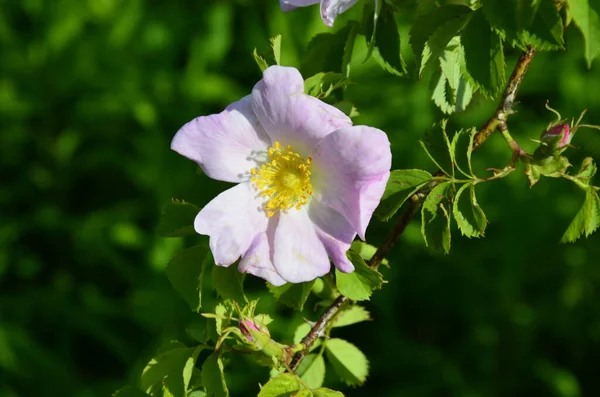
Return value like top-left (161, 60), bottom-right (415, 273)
top-left (280, 0), bottom-right (360, 27)
top-left (171, 66), bottom-right (391, 286)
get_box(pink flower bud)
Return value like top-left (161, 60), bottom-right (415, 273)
top-left (542, 123), bottom-right (571, 148)
top-left (240, 320), bottom-right (260, 342)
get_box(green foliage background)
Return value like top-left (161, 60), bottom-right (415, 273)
top-left (2, 0), bottom-right (600, 395)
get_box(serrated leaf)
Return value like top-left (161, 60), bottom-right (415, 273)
top-left (561, 188), bottom-right (600, 242)
top-left (335, 251), bottom-right (384, 301)
top-left (141, 343), bottom-right (202, 397)
top-left (410, 4), bottom-right (472, 75)
top-left (312, 389), bottom-right (344, 397)
top-left (157, 200), bottom-right (200, 237)
top-left (253, 48), bottom-right (269, 72)
top-left (268, 281), bottom-right (315, 311)
top-left (376, 169), bottom-right (432, 221)
top-left (270, 35), bottom-right (282, 65)
top-left (481, 0), bottom-right (519, 39)
top-left (373, 10), bottom-right (406, 75)
top-left (462, 8), bottom-right (506, 97)
top-left (332, 305), bottom-right (371, 327)
top-left (202, 353), bottom-right (229, 397)
top-left (421, 181), bottom-right (453, 253)
top-left (297, 353), bottom-right (326, 389)
top-left (325, 338), bottom-right (369, 386)
top-left (518, 0), bottom-right (565, 50)
top-left (258, 373), bottom-right (303, 397)
top-left (350, 241), bottom-right (388, 266)
top-left (432, 40), bottom-right (474, 114)
top-left (568, 0), bottom-right (600, 67)
top-left (212, 263), bottom-right (246, 304)
top-left (112, 386), bottom-right (151, 397)
top-left (302, 25), bottom-right (354, 77)
top-left (452, 182), bottom-right (487, 238)
top-left (167, 245), bottom-right (210, 312)
top-left (449, 128), bottom-right (475, 179)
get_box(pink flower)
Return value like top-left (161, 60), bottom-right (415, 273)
top-left (171, 66), bottom-right (391, 286)
top-left (280, 0), bottom-right (360, 27)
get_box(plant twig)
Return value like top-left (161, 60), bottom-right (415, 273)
top-left (287, 46), bottom-right (537, 373)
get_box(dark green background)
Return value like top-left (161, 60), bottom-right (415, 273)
top-left (2, 0), bottom-right (600, 396)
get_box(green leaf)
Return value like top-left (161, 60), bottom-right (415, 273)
top-left (410, 4), bottom-right (472, 75)
top-left (431, 40), bottom-right (474, 114)
top-left (376, 169), bottom-right (432, 221)
top-left (302, 25), bottom-right (354, 77)
top-left (112, 386), bottom-right (151, 397)
top-left (202, 353), bottom-right (229, 397)
top-left (212, 263), bottom-right (246, 304)
top-left (518, 0), bottom-right (565, 50)
top-left (297, 353), bottom-right (326, 389)
top-left (342, 22), bottom-right (359, 77)
top-left (268, 281), bottom-right (315, 311)
top-left (270, 35), bottom-right (282, 65)
top-left (462, 8), bottom-right (506, 98)
top-left (421, 181), bottom-right (452, 253)
top-left (350, 241), bottom-right (388, 267)
top-left (167, 245), bottom-right (210, 312)
top-left (304, 72), bottom-right (353, 99)
top-left (293, 322), bottom-right (322, 353)
top-left (362, 0), bottom-right (383, 61)
top-left (325, 338), bottom-right (369, 386)
top-left (332, 305), bottom-right (371, 327)
top-left (141, 343), bottom-right (203, 397)
top-left (372, 10), bottom-right (406, 76)
top-left (574, 157), bottom-right (597, 184)
top-left (335, 251), bottom-right (384, 301)
top-left (258, 373), bottom-right (303, 397)
top-left (157, 200), bottom-right (200, 237)
top-left (561, 188), bottom-right (600, 242)
top-left (481, 0), bottom-right (519, 39)
top-left (568, 0), bottom-right (600, 67)
top-left (452, 182), bottom-right (487, 238)
top-left (312, 389), bottom-right (344, 397)
top-left (253, 48), bottom-right (269, 72)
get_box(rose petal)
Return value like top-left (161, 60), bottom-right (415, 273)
top-left (195, 182), bottom-right (268, 266)
top-left (312, 125), bottom-right (391, 239)
top-left (171, 95), bottom-right (271, 183)
top-left (280, 0), bottom-right (320, 12)
top-left (239, 232), bottom-right (286, 286)
top-left (320, 0), bottom-right (360, 26)
top-left (251, 65), bottom-right (351, 155)
top-left (309, 199), bottom-right (356, 273)
top-left (272, 208), bottom-right (330, 283)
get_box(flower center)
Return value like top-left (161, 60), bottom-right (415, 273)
top-left (250, 141), bottom-right (313, 217)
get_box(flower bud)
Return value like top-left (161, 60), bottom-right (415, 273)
top-left (541, 123), bottom-right (571, 148)
top-left (239, 319), bottom-right (261, 342)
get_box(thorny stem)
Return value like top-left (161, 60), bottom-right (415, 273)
top-left (287, 46), bottom-right (537, 373)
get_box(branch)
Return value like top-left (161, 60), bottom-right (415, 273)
top-left (288, 46), bottom-right (537, 373)
top-left (473, 46), bottom-right (536, 149)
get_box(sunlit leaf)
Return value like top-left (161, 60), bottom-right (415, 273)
top-left (258, 373), bottom-right (303, 397)
top-left (568, 0), bottom-right (600, 67)
top-left (332, 305), bottom-right (371, 327)
top-left (561, 188), bottom-right (600, 242)
top-left (325, 338), bottom-right (369, 386)
top-left (421, 181), bottom-right (453, 253)
top-left (297, 353), bottom-right (326, 389)
top-left (268, 281), bottom-right (315, 311)
top-left (376, 169), bottom-right (432, 221)
top-left (335, 251), bottom-right (384, 301)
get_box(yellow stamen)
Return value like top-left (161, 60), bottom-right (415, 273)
top-left (250, 141), bottom-right (313, 217)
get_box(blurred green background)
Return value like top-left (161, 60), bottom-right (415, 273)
top-left (2, 0), bottom-right (600, 396)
